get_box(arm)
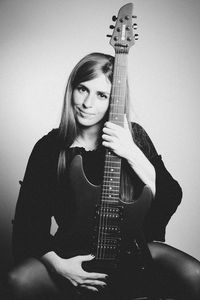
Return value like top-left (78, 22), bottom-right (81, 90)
top-left (102, 120), bottom-right (182, 242)
top-left (12, 134), bottom-right (55, 263)
top-left (102, 119), bottom-right (156, 196)
top-left (132, 123), bottom-right (182, 241)
top-left (41, 252), bottom-right (107, 292)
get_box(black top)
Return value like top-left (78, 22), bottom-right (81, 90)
top-left (12, 123), bottom-right (182, 263)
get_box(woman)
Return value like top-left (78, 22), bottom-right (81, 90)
top-left (7, 53), bottom-right (200, 299)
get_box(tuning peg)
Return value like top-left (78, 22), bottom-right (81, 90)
top-left (109, 25), bottom-right (115, 29)
top-left (134, 34), bottom-right (139, 40)
top-left (112, 15), bottom-right (117, 21)
top-left (133, 23), bottom-right (138, 30)
top-left (106, 34), bottom-right (112, 38)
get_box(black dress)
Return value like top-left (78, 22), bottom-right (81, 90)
top-left (12, 123), bottom-right (182, 264)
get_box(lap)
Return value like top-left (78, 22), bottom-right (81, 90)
top-left (7, 258), bottom-right (77, 300)
top-left (148, 241), bottom-right (200, 299)
top-left (6, 244), bottom-right (200, 300)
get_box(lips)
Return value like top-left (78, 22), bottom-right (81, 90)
top-left (77, 108), bottom-right (94, 117)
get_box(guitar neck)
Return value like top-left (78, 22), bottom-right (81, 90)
top-left (101, 52), bottom-right (128, 205)
top-left (109, 52), bottom-right (128, 126)
top-left (95, 2), bottom-right (137, 261)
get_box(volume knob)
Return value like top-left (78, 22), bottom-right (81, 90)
top-left (134, 34), bottom-right (139, 40)
top-left (133, 23), bottom-right (138, 30)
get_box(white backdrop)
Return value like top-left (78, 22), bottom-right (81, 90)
top-left (0, 0), bottom-right (200, 272)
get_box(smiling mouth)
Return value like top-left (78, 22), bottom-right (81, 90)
top-left (77, 109), bottom-right (94, 117)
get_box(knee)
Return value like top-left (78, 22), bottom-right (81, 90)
top-left (182, 262), bottom-right (200, 299)
top-left (7, 265), bottom-right (30, 297)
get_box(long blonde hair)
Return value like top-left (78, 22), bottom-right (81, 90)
top-left (58, 52), bottom-right (137, 201)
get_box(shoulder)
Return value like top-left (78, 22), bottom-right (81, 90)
top-left (130, 122), bottom-right (158, 160)
top-left (130, 121), bottom-right (150, 145)
top-left (21, 129), bottom-right (60, 181)
top-left (131, 122), bottom-right (147, 136)
top-left (29, 129), bottom-right (60, 162)
top-left (34, 128), bottom-right (59, 149)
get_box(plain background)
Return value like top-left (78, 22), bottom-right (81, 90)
top-left (0, 0), bottom-right (200, 274)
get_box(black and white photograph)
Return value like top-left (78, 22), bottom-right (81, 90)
top-left (0, 0), bottom-right (200, 299)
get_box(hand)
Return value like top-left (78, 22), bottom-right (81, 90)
top-left (102, 118), bottom-right (156, 196)
top-left (56, 254), bottom-right (107, 292)
top-left (102, 117), bottom-right (135, 160)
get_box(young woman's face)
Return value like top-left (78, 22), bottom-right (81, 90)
top-left (73, 74), bottom-right (111, 129)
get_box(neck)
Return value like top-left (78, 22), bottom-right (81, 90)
top-left (74, 124), bottom-right (102, 150)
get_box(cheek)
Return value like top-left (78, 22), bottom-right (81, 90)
top-left (99, 101), bottom-right (109, 115)
top-left (72, 90), bottom-right (81, 105)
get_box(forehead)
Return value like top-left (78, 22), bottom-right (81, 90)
top-left (80, 74), bottom-right (111, 93)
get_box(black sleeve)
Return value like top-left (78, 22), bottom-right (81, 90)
top-left (132, 123), bottom-right (182, 242)
top-left (12, 134), bottom-right (56, 263)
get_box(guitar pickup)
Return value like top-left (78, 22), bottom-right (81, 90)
top-left (94, 205), bottom-right (123, 220)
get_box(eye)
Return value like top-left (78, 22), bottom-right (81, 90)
top-left (76, 85), bottom-right (88, 94)
top-left (97, 92), bottom-right (109, 100)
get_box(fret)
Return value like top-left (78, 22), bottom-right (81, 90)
top-left (101, 190), bottom-right (120, 196)
top-left (102, 191), bottom-right (119, 196)
top-left (104, 160), bottom-right (121, 164)
top-left (104, 166), bottom-right (121, 171)
top-left (111, 85), bottom-right (126, 89)
top-left (103, 172), bottom-right (121, 177)
top-left (102, 179), bottom-right (121, 184)
top-left (100, 201), bottom-right (119, 205)
top-left (102, 199), bottom-right (119, 203)
top-left (104, 163), bottom-right (121, 166)
top-left (102, 188), bottom-right (120, 193)
top-left (103, 182), bottom-right (121, 186)
top-left (104, 167), bottom-right (121, 172)
top-left (103, 179), bottom-right (121, 184)
top-left (104, 159), bottom-right (121, 163)
top-left (102, 192), bottom-right (119, 197)
top-left (109, 103), bottom-right (125, 108)
top-left (104, 168), bottom-right (121, 172)
top-left (109, 112), bottom-right (124, 116)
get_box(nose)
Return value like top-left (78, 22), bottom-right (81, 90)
top-left (83, 94), bottom-right (93, 108)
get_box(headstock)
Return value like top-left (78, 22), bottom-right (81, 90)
top-left (107, 3), bottom-right (138, 53)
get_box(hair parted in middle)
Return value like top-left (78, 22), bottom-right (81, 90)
top-left (59, 52), bottom-right (115, 150)
top-left (57, 52), bottom-right (138, 202)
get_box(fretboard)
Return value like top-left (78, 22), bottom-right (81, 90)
top-left (96, 52), bottom-right (129, 261)
top-left (102, 52), bottom-right (128, 205)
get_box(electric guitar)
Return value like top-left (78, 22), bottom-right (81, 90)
top-left (68, 2), bottom-right (152, 277)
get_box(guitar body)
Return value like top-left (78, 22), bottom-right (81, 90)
top-left (67, 155), bottom-right (152, 277)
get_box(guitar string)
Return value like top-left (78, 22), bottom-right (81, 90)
top-left (104, 50), bottom-right (122, 260)
top-left (104, 50), bottom-right (124, 260)
top-left (98, 49), bottom-right (127, 260)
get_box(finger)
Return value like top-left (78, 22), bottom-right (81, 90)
top-left (85, 272), bottom-right (108, 280)
top-left (102, 134), bottom-right (113, 142)
top-left (102, 127), bottom-right (114, 134)
top-left (102, 141), bottom-right (113, 149)
top-left (79, 254), bottom-right (95, 262)
top-left (69, 278), bottom-right (78, 287)
top-left (104, 121), bottom-right (118, 130)
top-left (124, 114), bottom-right (129, 129)
top-left (80, 285), bottom-right (98, 292)
top-left (83, 280), bottom-right (107, 287)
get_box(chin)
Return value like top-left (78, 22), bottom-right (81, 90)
top-left (76, 117), bottom-right (95, 127)
top-left (77, 117), bottom-right (103, 129)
